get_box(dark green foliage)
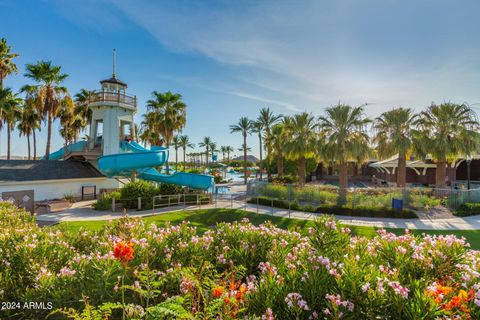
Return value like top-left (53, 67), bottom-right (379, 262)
top-left (455, 202), bottom-right (480, 217)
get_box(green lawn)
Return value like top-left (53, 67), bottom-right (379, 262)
top-left (57, 209), bottom-right (480, 249)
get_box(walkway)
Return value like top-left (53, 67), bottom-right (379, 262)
top-left (35, 198), bottom-right (480, 231)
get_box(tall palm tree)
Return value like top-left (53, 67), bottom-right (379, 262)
top-left (220, 146), bottom-right (228, 162)
top-left (225, 146), bottom-right (234, 163)
top-left (199, 136), bottom-right (213, 167)
top-left (283, 113), bottom-right (318, 185)
top-left (17, 101), bottom-right (40, 160)
top-left (230, 117), bottom-right (253, 184)
top-left (24, 60), bottom-right (68, 159)
top-left (373, 108), bottom-right (417, 187)
top-left (251, 121), bottom-right (264, 179)
top-left (320, 104), bottom-right (371, 190)
top-left (413, 103), bottom-right (480, 189)
top-left (257, 107), bottom-right (282, 179)
top-left (209, 141), bottom-right (218, 163)
top-left (172, 135), bottom-right (180, 171)
top-left (271, 122), bottom-right (288, 177)
top-left (74, 88), bottom-right (93, 131)
top-left (20, 85), bottom-right (43, 159)
top-left (146, 91), bottom-right (186, 173)
top-left (0, 38), bottom-right (19, 89)
top-left (59, 95), bottom-right (82, 157)
top-left (0, 88), bottom-right (21, 160)
top-left (179, 135), bottom-right (195, 171)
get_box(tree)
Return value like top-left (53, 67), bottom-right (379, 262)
top-left (373, 108), bottom-right (417, 187)
top-left (146, 91), bottom-right (186, 173)
top-left (251, 121), bottom-right (264, 179)
top-left (283, 113), bottom-right (318, 185)
top-left (172, 135), bottom-right (180, 171)
top-left (270, 122), bottom-right (288, 177)
top-left (220, 146), bottom-right (228, 162)
top-left (257, 107), bottom-right (282, 179)
top-left (199, 136), bottom-right (213, 168)
top-left (0, 38), bottom-right (19, 89)
top-left (24, 60), bottom-right (69, 159)
top-left (209, 141), bottom-right (218, 163)
top-left (413, 103), bottom-right (480, 189)
top-left (74, 88), bottom-right (93, 131)
top-left (179, 135), bottom-right (195, 171)
top-left (319, 104), bottom-right (371, 190)
top-left (59, 95), bottom-right (82, 157)
top-left (20, 85), bottom-right (43, 159)
top-left (230, 117), bottom-right (253, 184)
top-left (0, 88), bottom-right (21, 160)
top-left (225, 146), bottom-right (234, 163)
top-left (17, 100), bottom-right (41, 160)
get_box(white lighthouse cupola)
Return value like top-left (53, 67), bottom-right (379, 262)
top-left (88, 49), bottom-right (137, 156)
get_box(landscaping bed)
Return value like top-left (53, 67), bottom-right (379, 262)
top-left (2, 202), bottom-right (480, 319)
top-left (248, 196), bottom-right (418, 219)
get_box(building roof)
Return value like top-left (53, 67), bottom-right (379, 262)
top-left (0, 160), bottom-right (105, 183)
top-left (100, 76), bottom-right (127, 87)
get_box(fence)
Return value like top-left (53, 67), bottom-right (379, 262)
top-left (247, 180), bottom-right (480, 211)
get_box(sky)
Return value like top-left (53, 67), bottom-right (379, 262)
top-left (2, 0), bottom-right (480, 159)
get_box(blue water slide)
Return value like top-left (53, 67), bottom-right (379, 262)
top-left (98, 141), bottom-right (214, 190)
top-left (42, 141), bottom-right (88, 160)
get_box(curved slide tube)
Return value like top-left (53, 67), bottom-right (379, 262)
top-left (98, 141), bottom-right (214, 190)
top-left (42, 141), bottom-right (87, 160)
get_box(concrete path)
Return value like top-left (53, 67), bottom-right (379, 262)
top-left (35, 199), bottom-right (480, 231)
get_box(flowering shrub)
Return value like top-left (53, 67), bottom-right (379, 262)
top-left (0, 202), bottom-right (479, 319)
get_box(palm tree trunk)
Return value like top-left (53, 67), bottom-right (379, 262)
top-left (27, 134), bottom-right (31, 160)
top-left (339, 161), bottom-right (348, 189)
top-left (258, 133), bottom-right (263, 180)
top-left (45, 113), bottom-right (53, 160)
top-left (183, 147), bottom-right (186, 171)
top-left (298, 156), bottom-right (306, 185)
top-left (266, 133), bottom-right (272, 180)
top-left (175, 148), bottom-right (178, 172)
top-left (7, 123), bottom-right (11, 160)
top-left (436, 159), bottom-right (447, 189)
top-left (277, 153), bottom-right (284, 177)
top-left (227, 151), bottom-right (230, 163)
top-left (165, 143), bottom-right (170, 174)
top-left (33, 129), bottom-right (37, 160)
top-left (243, 134), bottom-right (248, 185)
top-left (397, 153), bottom-right (407, 187)
top-left (206, 148), bottom-right (209, 167)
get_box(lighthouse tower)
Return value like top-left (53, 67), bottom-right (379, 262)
top-left (88, 49), bottom-right (137, 156)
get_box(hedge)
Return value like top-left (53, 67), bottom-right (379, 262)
top-left (455, 202), bottom-right (480, 217)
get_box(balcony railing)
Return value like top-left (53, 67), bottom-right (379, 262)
top-left (88, 90), bottom-right (137, 109)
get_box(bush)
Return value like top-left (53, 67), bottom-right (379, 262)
top-left (158, 183), bottom-right (183, 195)
top-left (270, 175), bottom-right (297, 184)
top-left (63, 193), bottom-right (76, 203)
top-left (455, 202), bottom-right (480, 217)
top-left (92, 191), bottom-right (121, 210)
top-left (248, 196), bottom-right (418, 219)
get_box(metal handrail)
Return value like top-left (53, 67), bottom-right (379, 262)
top-left (88, 90), bottom-right (137, 109)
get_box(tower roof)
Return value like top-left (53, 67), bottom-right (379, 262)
top-left (100, 76), bottom-right (127, 87)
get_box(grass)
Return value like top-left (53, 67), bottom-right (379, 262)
top-left (57, 209), bottom-right (480, 250)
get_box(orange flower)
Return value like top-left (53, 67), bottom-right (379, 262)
top-left (113, 241), bottom-right (134, 264)
top-left (236, 283), bottom-right (247, 301)
top-left (212, 286), bottom-right (224, 298)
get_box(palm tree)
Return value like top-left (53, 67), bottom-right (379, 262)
top-left (283, 113), bottom-right (318, 185)
top-left (179, 135), bottom-right (195, 171)
top-left (199, 136), bottom-right (213, 167)
top-left (17, 101), bottom-right (41, 160)
top-left (230, 117), bottom-right (253, 184)
top-left (413, 103), bottom-right (480, 189)
top-left (24, 60), bottom-right (69, 159)
top-left (59, 95), bottom-right (82, 157)
top-left (225, 146), bottom-right (234, 163)
top-left (20, 85), bottom-right (42, 159)
top-left (146, 91), bottom-right (186, 173)
top-left (0, 38), bottom-right (19, 89)
top-left (251, 121), bottom-right (264, 179)
top-left (172, 135), bottom-right (180, 171)
top-left (74, 88), bottom-right (93, 131)
top-left (271, 122), bottom-right (287, 177)
top-left (220, 146), bottom-right (228, 162)
top-left (0, 88), bottom-right (21, 160)
top-left (257, 107), bottom-right (282, 179)
top-left (373, 108), bottom-right (417, 187)
top-left (319, 104), bottom-right (371, 190)
top-left (209, 141), bottom-right (218, 162)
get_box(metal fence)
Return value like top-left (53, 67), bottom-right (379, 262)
top-left (246, 180), bottom-right (480, 211)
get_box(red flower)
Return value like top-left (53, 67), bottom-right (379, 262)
top-left (212, 286), bottom-right (224, 298)
top-left (113, 241), bottom-right (134, 264)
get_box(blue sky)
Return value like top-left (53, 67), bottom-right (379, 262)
top-left (2, 0), bottom-right (480, 159)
